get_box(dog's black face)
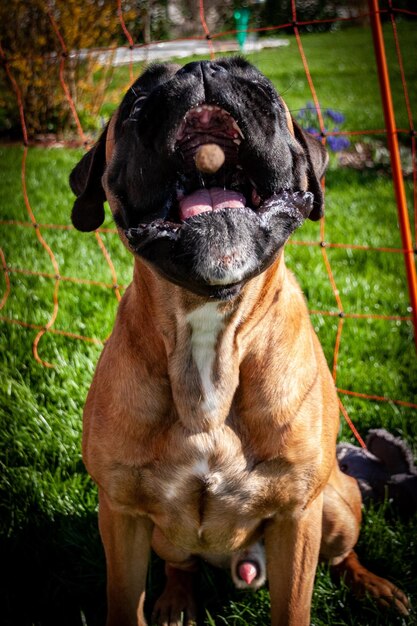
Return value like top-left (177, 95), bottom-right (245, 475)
top-left (70, 58), bottom-right (328, 299)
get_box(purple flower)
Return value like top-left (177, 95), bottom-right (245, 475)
top-left (305, 126), bottom-right (320, 136)
top-left (297, 102), bottom-right (350, 152)
top-left (325, 109), bottom-right (345, 124)
top-left (327, 135), bottom-right (350, 152)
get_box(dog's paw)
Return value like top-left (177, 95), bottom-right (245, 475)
top-left (333, 551), bottom-right (410, 616)
top-left (152, 596), bottom-right (197, 626)
top-left (352, 569), bottom-right (410, 617)
top-left (151, 567), bottom-right (197, 626)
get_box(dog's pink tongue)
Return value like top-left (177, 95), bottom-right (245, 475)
top-left (179, 187), bottom-right (245, 221)
top-left (238, 562), bottom-right (258, 585)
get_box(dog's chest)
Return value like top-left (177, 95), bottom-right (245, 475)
top-left (167, 301), bottom-right (241, 429)
top-left (106, 418), bottom-right (320, 555)
top-left (186, 302), bottom-right (224, 414)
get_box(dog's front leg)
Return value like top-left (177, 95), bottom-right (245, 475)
top-left (99, 489), bottom-right (153, 626)
top-left (264, 494), bottom-right (323, 626)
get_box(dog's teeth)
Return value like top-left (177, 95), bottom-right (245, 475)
top-left (232, 121), bottom-right (245, 138)
top-left (195, 106), bottom-right (203, 113)
top-left (233, 139), bottom-right (241, 145)
top-left (252, 188), bottom-right (261, 208)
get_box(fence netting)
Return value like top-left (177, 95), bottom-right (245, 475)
top-left (1, 0), bottom-right (416, 444)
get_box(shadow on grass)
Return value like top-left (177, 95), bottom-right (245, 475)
top-left (1, 509), bottom-right (263, 626)
top-left (2, 511), bottom-right (106, 626)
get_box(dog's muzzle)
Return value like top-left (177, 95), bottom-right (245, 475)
top-left (123, 95), bottom-right (313, 298)
top-left (126, 190), bottom-right (312, 296)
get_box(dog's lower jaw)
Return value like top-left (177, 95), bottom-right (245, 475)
top-left (125, 191), bottom-right (311, 300)
top-left (197, 257), bottom-right (257, 288)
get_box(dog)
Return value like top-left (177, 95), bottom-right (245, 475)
top-left (70, 58), bottom-right (409, 626)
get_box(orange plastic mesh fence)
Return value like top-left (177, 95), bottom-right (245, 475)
top-left (1, 1), bottom-right (416, 445)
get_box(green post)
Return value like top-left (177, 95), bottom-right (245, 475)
top-left (234, 7), bottom-right (250, 51)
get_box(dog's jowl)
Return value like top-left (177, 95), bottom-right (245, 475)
top-left (70, 58), bottom-right (409, 626)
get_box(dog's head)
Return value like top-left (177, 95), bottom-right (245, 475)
top-left (70, 58), bottom-right (328, 299)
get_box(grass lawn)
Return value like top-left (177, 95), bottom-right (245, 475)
top-left (1, 21), bottom-right (417, 626)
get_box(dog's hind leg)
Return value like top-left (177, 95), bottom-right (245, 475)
top-left (98, 490), bottom-right (153, 626)
top-left (151, 527), bottom-right (198, 626)
top-left (321, 462), bottom-right (409, 615)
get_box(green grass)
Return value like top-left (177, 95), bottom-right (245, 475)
top-left (1, 22), bottom-right (417, 626)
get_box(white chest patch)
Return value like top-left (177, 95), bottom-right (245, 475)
top-left (186, 303), bottom-right (225, 414)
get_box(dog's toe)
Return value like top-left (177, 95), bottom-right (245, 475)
top-left (152, 605), bottom-right (197, 626)
top-left (152, 607), bottom-right (196, 626)
top-left (367, 578), bottom-right (410, 617)
top-left (354, 570), bottom-right (409, 615)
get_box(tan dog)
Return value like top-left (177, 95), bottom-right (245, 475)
top-left (70, 58), bottom-right (408, 625)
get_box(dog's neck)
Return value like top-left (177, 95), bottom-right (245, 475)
top-left (127, 254), bottom-right (291, 432)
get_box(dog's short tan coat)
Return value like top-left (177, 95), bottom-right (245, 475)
top-left (73, 70), bottom-right (408, 626)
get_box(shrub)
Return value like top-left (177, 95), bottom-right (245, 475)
top-left (0, 0), bottom-right (124, 138)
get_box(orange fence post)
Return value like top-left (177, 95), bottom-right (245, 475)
top-left (368, 0), bottom-right (417, 349)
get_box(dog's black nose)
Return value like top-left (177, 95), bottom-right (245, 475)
top-left (177, 61), bottom-right (227, 79)
top-left (201, 61), bottom-right (228, 78)
top-left (177, 61), bottom-right (228, 101)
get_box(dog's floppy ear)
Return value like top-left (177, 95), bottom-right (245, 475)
top-left (292, 119), bottom-right (329, 221)
top-left (70, 126), bottom-right (108, 232)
